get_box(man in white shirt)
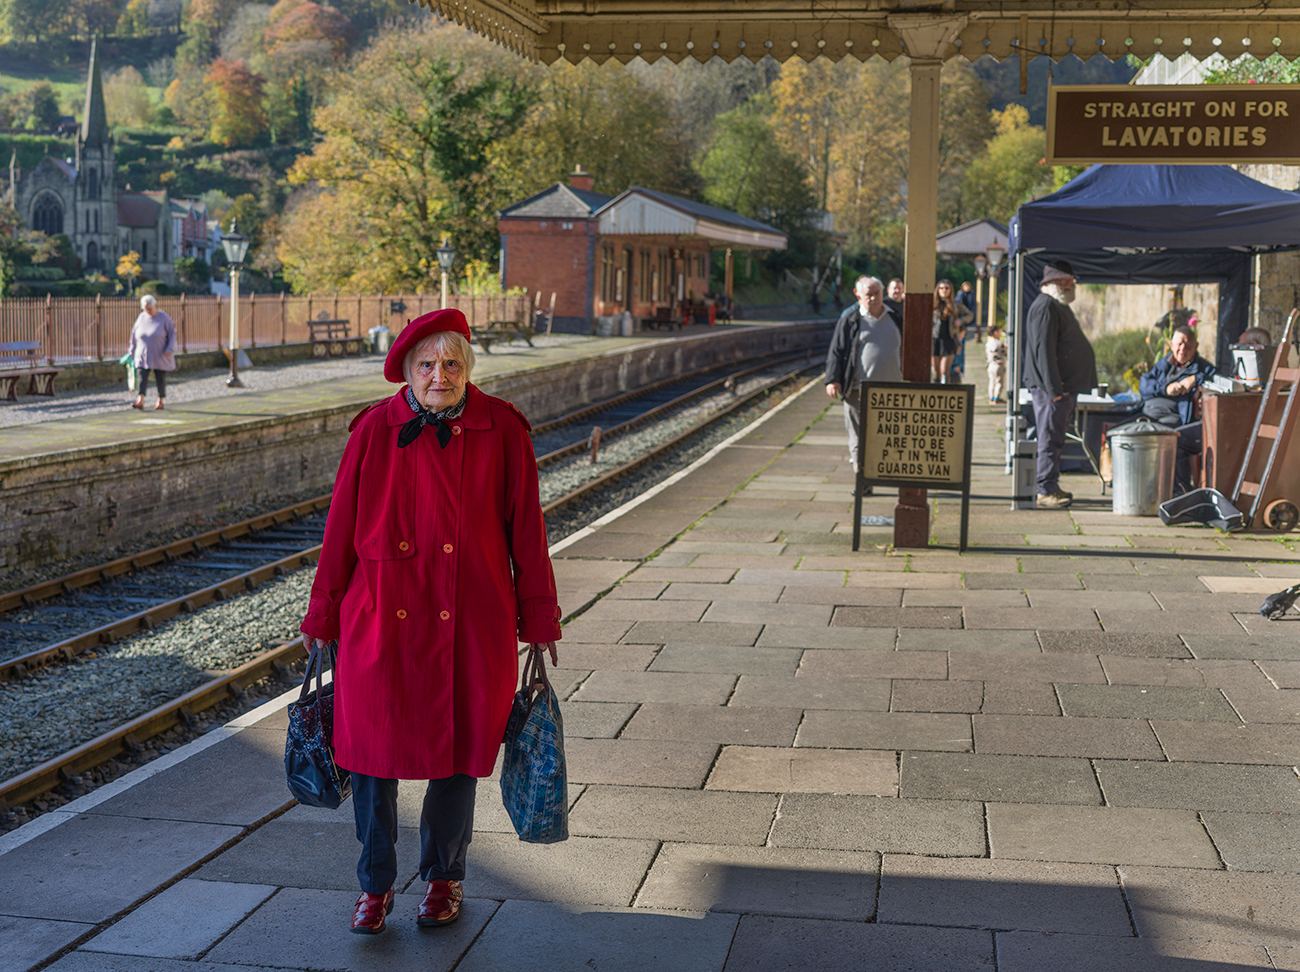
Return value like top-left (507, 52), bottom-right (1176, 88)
top-left (824, 276), bottom-right (904, 478)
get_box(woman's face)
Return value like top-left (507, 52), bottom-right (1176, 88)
top-left (938, 283), bottom-right (952, 298)
top-left (406, 336), bottom-right (467, 412)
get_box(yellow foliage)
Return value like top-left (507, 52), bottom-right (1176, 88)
top-left (117, 251), bottom-right (142, 281)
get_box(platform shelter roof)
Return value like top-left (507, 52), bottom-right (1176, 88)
top-left (937, 218), bottom-right (1009, 258)
top-left (499, 182), bottom-right (613, 220)
top-left (595, 187), bottom-right (787, 250)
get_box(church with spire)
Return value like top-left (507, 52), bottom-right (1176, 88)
top-left (5, 38), bottom-right (214, 285)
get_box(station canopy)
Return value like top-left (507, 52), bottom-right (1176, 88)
top-left (1009, 163), bottom-right (1300, 368)
top-left (410, 0), bottom-right (1300, 67)
top-left (597, 188), bottom-right (787, 250)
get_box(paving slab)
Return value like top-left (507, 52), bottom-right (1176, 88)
top-left (551, 644), bottom-right (658, 671)
top-left (0, 812), bottom-right (240, 923)
top-left (890, 678), bottom-right (983, 712)
top-left (769, 794), bottom-right (984, 855)
top-left (797, 649), bottom-right (946, 679)
top-left (660, 582), bottom-right (783, 602)
top-left (562, 701), bottom-right (639, 738)
top-left (553, 559), bottom-right (642, 586)
top-left (625, 567), bottom-right (737, 584)
top-left (1119, 865), bottom-right (1300, 947)
top-left (204, 887), bottom-right (497, 972)
top-left (723, 915), bottom-right (993, 972)
top-left (647, 643), bottom-right (802, 675)
top-left (570, 670), bottom-right (737, 705)
top-left (1260, 659), bottom-right (1300, 688)
top-left (797, 710), bottom-right (971, 751)
top-left (46, 957), bottom-right (284, 972)
top-left (690, 554), bottom-right (800, 570)
top-left (878, 856), bottom-right (1131, 935)
top-left (1151, 720), bottom-right (1300, 764)
top-left (568, 786), bottom-right (777, 844)
top-left (779, 586), bottom-right (903, 606)
top-left (456, 900), bottom-right (738, 972)
top-left (896, 628), bottom-right (1042, 653)
top-left (619, 702), bottom-right (801, 745)
top-left (1099, 609), bottom-right (1245, 636)
top-left (555, 530), bottom-right (672, 560)
top-left (1098, 656), bottom-right (1268, 688)
top-left (965, 606), bottom-right (1101, 630)
top-left (702, 601), bottom-right (833, 626)
top-left (0, 917), bottom-right (94, 972)
top-left (87, 729), bottom-right (291, 826)
top-left (1056, 684), bottom-right (1240, 721)
top-left (966, 573), bottom-right (1079, 590)
top-left (974, 714), bottom-right (1163, 759)
top-left (1183, 634), bottom-right (1300, 660)
top-left (979, 680), bottom-right (1062, 715)
top-left (899, 752), bottom-right (1101, 805)
top-left (80, 880), bottom-right (276, 960)
top-left (605, 582), bottom-right (669, 599)
top-left (1095, 760), bottom-right (1300, 812)
top-left (465, 832), bottom-right (659, 905)
top-left (903, 589), bottom-right (1029, 607)
top-left (1038, 630), bottom-right (1191, 658)
top-left (986, 803), bottom-right (1220, 868)
top-left (732, 568), bottom-right (847, 587)
top-left (561, 618), bottom-right (635, 643)
top-left (995, 930), bottom-right (1274, 972)
top-left (567, 738), bottom-right (719, 788)
top-left (1026, 589), bottom-right (1159, 611)
top-left (584, 599), bottom-right (710, 621)
top-left (620, 621), bottom-right (762, 645)
top-left (832, 606), bottom-right (963, 628)
top-left (1221, 686), bottom-right (1300, 723)
top-left (731, 674), bottom-right (891, 710)
top-left (846, 571), bottom-right (960, 589)
top-left (705, 746), bottom-right (897, 796)
top-left (949, 650), bottom-right (1105, 683)
top-left (635, 843), bottom-right (880, 920)
top-left (756, 624), bottom-right (895, 650)
top-left (194, 819), bottom-right (379, 891)
top-left (1200, 812), bottom-right (1300, 872)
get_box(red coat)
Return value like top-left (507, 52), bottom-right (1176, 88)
top-left (301, 384), bottom-right (561, 779)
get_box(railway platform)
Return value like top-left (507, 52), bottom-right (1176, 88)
top-left (2, 342), bottom-right (1300, 972)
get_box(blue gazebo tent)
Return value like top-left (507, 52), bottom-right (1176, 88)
top-left (1008, 164), bottom-right (1300, 373)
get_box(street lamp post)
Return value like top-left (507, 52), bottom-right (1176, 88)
top-left (436, 238), bottom-right (455, 310)
top-left (221, 219), bottom-right (250, 389)
top-left (973, 255), bottom-right (987, 339)
top-left (985, 244), bottom-right (1005, 338)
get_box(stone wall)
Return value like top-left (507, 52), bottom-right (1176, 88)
top-left (0, 322), bottom-right (833, 571)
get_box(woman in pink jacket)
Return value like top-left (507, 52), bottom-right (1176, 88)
top-left (301, 308), bottom-right (561, 935)
top-left (128, 294), bottom-right (176, 410)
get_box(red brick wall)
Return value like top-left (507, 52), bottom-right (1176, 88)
top-left (499, 219), bottom-right (595, 321)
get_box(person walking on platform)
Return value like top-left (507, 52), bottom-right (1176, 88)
top-left (985, 323), bottom-right (1007, 403)
top-left (931, 279), bottom-right (972, 384)
top-left (299, 308), bottom-right (562, 935)
top-left (128, 294), bottom-right (176, 410)
top-left (824, 275), bottom-right (903, 489)
top-left (1022, 261), bottom-right (1097, 509)
top-left (957, 279), bottom-right (980, 342)
top-left (884, 277), bottom-right (905, 322)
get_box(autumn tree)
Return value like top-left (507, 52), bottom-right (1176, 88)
top-left (115, 0), bottom-right (151, 35)
top-left (265, 0), bottom-right (355, 58)
top-left (75, 0), bottom-right (121, 36)
top-left (185, 0), bottom-right (242, 31)
top-left (105, 66), bottom-right (155, 129)
top-left (118, 250), bottom-right (142, 292)
top-left (960, 105), bottom-right (1051, 225)
top-left (205, 58), bottom-right (268, 146)
top-left (279, 22), bottom-right (535, 291)
top-left (1, 0), bottom-right (73, 44)
top-left (491, 61), bottom-right (699, 205)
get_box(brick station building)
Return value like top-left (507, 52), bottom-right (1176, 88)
top-left (498, 168), bottom-right (786, 333)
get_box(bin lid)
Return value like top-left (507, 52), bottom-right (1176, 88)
top-left (1106, 418), bottom-right (1178, 439)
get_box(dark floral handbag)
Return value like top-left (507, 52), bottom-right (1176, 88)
top-left (500, 649), bottom-right (569, 844)
top-left (284, 641), bottom-right (352, 809)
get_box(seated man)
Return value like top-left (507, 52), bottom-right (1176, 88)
top-left (1139, 324), bottom-right (1218, 492)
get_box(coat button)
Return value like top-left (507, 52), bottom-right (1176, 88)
top-left (398, 541), bottom-right (410, 551)
top-left (452, 425), bottom-right (462, 435)
top-left (439, 610), bottom-right (450, 620)
top-left (443, 543), bottom-right (453, 553)
top-left (396, 609), bottom-right (408, 619)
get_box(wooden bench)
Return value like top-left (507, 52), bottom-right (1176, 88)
top-left (307, 317), bottom-right (363, 358)
top-left (470, 320), bottom-right (536, 354)
top-left (0, 341), bottom-right (59, 401)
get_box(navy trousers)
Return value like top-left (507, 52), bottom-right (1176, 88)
top-left (351, 772), bottom-right (477, 894)
top-left (1029, 389), bottom-right (1077, 496)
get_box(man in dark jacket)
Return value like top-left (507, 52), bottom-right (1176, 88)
top-left (1022, 260), bottom-right (1097, 509)
top-left (957, 280), bottom-right (980, 341)
top-left (1139, 324), bottom-right (1218, 491)
top-left (825, 275), bottom-right (902, 480)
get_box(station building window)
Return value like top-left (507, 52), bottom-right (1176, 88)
top-left (599, 244), bottom-right (616, 303)
top-left (638, 250), bottom-right (650, 302)
top-left (656, 251), bottom-right (670, 302)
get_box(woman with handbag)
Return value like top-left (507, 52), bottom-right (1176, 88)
top-left (930, 279), bottom-right (972, 384)
top-left (300, 308), bottom-right (561, 936)
top-left (127, 294), bottom-right (177, 409)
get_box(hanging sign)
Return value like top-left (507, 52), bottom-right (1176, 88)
top-left (1046, 84), bottom-right (1300, 164)
top-left (852, 382), bottom-right (974, 552)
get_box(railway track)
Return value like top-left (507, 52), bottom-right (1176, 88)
top-left (0, 358), bottom-right (816, 817)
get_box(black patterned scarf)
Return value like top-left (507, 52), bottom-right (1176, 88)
top-left (398, 387), bottom-right (467, 449)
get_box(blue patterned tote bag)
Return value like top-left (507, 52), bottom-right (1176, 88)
top-left (500, 649), bottom-right (569, 843)
top-left (285, 642), bottom-right (352, 809)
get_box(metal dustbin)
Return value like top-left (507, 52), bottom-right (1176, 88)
top-left (368, 325), bottom-right (391, 354)
top-left (1107, 419), bottom-right (1179, 516)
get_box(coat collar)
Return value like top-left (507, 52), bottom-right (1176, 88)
top-left (385, 383), bottom-right (490, 430)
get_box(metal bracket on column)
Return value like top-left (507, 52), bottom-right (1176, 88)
top-left (886, 12), bottom-right (968, 58)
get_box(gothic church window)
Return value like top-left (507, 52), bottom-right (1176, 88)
top-left (87, 168), bottom-right (98, 200)
top-left (142, 239), bottom-right (148, 262)
top-left (94, 209), bottom-right (99, 233)
top-left (87, 241), bottom-right (99, 270)
top-left (32, 193), bottom-right (64, 236)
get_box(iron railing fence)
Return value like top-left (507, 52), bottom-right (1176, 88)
top-left (0, 293), bottom-right (532, 364)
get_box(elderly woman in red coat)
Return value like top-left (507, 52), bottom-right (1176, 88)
top-left (300, 308), bottom-right (561, 935)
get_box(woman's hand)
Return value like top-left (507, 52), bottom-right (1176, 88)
top-left (530, 641), bottom-right (558, 665)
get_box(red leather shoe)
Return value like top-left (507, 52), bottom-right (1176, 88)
top-left (417, 880), bottom-right (463, 927)
top-left (351, 889), bottom-right (394, 935)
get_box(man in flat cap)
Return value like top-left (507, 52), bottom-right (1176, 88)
top-left (1022, 260), bottom-right (1097, 510)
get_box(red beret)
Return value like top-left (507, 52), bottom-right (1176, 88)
top-left (384, 309), bottom-right (472, 383)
